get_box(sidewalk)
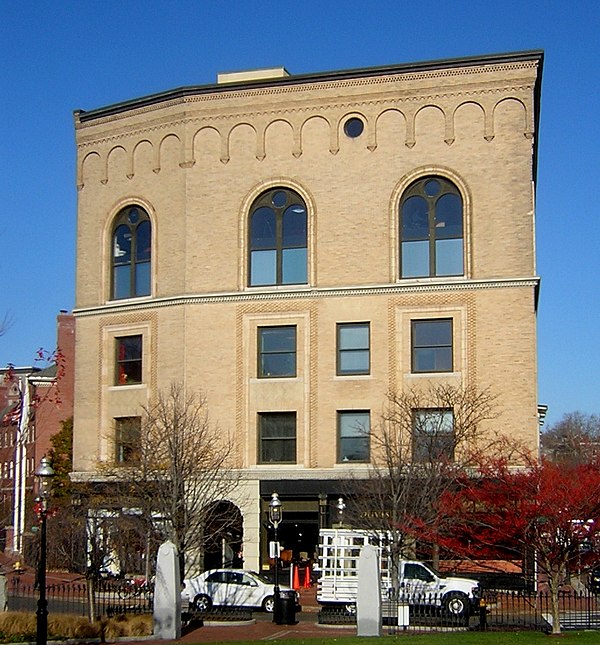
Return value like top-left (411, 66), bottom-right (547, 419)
top-left (170, 619), bottom-right (355, 644)
top-left (159, 588), bottom-right (357, 644)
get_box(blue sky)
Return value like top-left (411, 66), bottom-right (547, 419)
top-left (1, 1), bottom-right (598, 427)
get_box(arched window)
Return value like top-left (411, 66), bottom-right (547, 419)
top-left (111, 205), bottom-right (151, 299)
top-left (249, 188), bottom-right (307, 286)
top-left (400, 176), bottom-right (463, 278)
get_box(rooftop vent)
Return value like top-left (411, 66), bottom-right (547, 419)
top-left (217, 67), bottom-right (290, 84)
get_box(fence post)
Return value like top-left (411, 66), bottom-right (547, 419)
top-left (478, 599), bottom-right (487, 631)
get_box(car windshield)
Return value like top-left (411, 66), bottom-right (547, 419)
top-left (425, 564), bottom-right (441, 577)
top-left (248, 571), bottom-right (272, 585)
top-left (408, 562), bottom-right (440, 577)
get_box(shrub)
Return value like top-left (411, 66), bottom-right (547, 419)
top-left (0, 612), bottom-right (152, 641)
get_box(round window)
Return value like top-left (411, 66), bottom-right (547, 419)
top-left (343, 117), bottom-right (364, 138)
top-left (271, 191), bottom-right (288, 208)
top-left (424, 179), bottom-right (441, 197)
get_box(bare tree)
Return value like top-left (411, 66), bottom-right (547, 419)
top-left (0, 312), bottom-right (13, 337)
top-left (344, 383), bottom-right (500, 577)
top-left (541, 411), bottom-right (600, 465)
top-left (101, 383), bottom-right (242, 579)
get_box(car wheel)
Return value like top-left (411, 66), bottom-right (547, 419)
top-left (262, 595), bottom-right (275, 612)
top-left (192, 594), bottom-right (212, 612)
top-left (443, 592), bottom-right (469, 618)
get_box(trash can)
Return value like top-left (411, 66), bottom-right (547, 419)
top-left (275, 590), bottom-right (297, 625)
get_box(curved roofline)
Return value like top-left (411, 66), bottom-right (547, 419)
top-left (75, 50), bottom-right (544, 123)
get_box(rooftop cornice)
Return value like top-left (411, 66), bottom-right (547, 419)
top-left (75, 50), bottom-right (544, 124)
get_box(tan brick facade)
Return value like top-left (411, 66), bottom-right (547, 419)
top-left (72, 52), bottom-right (543, 570)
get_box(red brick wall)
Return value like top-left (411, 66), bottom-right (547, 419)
top-left (33, 311), bottom-right (75, 465)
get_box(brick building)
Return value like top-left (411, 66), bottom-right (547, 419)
top-left (71, 51), bottom-right (543, 572)
top-left (0, 311), bottom-right (75, 554)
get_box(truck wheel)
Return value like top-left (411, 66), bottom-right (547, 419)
top-left (443, 592), bottom-right (469, 618)
top-left (192, 594), bottom-right (212, 612)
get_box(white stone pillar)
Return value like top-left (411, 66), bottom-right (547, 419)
top-left (356, 544), bottom-right (381, 637)
top-left (153, 541), bottom-right (182, 640)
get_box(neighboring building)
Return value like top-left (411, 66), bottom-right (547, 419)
top-left (71, 51), bottom-right (543, 572)
top-left (0, 311), bottom-right (75, 554)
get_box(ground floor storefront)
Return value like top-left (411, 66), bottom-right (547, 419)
top-left (208, 478), bottom-right (350, 576)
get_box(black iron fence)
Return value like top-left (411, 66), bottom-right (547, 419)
top-left (8, 577), bottom-right (600, 633)
top-left (319, 590), bottom-right (600, 633)
top-left (8, 577), bottom-right (153, 618)
top-left (481, 589), bottom-right (600, 633)
top-left (183, 606), bottom-right (253, 622)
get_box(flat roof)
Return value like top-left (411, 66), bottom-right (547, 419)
top-left (76, 50), bottom-right (543, 123)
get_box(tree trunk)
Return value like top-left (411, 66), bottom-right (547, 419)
top-left (144, 530), bottom-right (152, 581)
top-left (547, 571), bottom-right (562, 635)
top-left (86, 576), bottom-right (97, 622)
top-left (431, 542), bottom-right (440, 570)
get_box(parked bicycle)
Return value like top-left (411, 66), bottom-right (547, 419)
top-left (117, 577), bottom-right (154, 600)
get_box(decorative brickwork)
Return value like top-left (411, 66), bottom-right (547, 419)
top-left (78, 92), bottom-right (534, 187)
top-left (72, 52), bottom-right (542, 571)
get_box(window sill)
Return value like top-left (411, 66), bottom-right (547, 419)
top-left (245, 284), bottom-right (311, 292)
top-left (250, 464), bottom-right (304, 469)
top-left (333, 374), bottom-right (372, 381)
top-left (106, 294), bottom-right (153, 305)
top-left (108, 383), bottom-right (146, 391)
top-left (255, 375), bottom-right (298, 379)
top-left (396, 275), bottom-right (465, 284)
top-left (334, 462), bottom-right (371, 469)
top-left (250, 377), bottom-right (301, 384)
top-left (405, 371), bottom-right (461, 378)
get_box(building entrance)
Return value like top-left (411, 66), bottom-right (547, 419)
top-left (276, 511), bottom-right (320, 564)
top-left (203, 500), bottom-right (243, 571)
top-left (259, 484), bottom-right (349, 574)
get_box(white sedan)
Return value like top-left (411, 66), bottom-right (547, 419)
top-left (182, 569), bottom-right (299, 613)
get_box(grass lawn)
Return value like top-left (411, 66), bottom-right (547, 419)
top-left (200, 633), bottom-right (600, 645)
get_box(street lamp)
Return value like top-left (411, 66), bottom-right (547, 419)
top-left (318, 493), bottom-right (328, 529)
top-left (35, 456), bottom-right (55, 645)
top-left (336, 497), bottom-right (346, 527)
top-left (268, 492), bottom-right (282, 623)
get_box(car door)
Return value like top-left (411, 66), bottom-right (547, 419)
top-left (401, 563), bottom-right (439, 604)
top-left (240, 573), bottom-right (264, 607)
top-left (222, 571), bottom-right (250, 607)
top-left (205, 571), bottom-right (229, 606)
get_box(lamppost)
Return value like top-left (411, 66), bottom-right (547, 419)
top-left (318, 493), bottom-right (328, 529)
top-left (268, 492), bottom-right (282, 623)
top-left (35, 456), bottom-right (55, 645)
top-left (336, 497), bottom-right (346, 527)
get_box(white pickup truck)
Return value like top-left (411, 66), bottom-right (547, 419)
top-left (317, 529), bottom-right (480, 619)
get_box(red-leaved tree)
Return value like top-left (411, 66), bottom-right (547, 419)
top-left (410, 457), bottom-right (600, 633)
